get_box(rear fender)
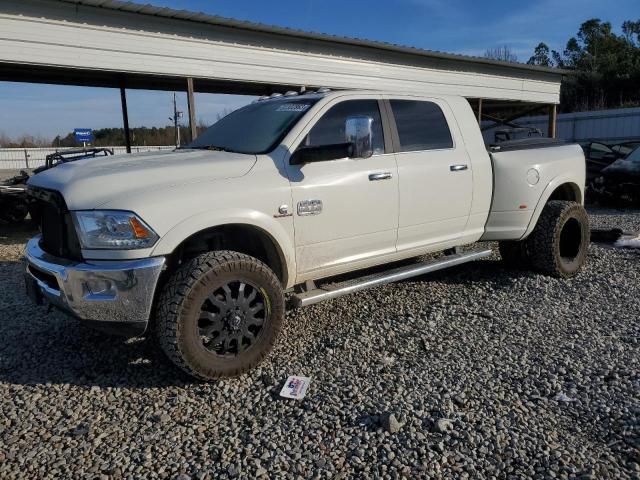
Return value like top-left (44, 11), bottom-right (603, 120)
top-left (521, 175), bottom-right (583, 239)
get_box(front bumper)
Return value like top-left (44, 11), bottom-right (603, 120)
top-left (24, 235), bottom-right (165, 336)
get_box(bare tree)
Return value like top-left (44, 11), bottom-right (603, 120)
top-left (215, 108), bottom-right (235, 121)
top-left (484, 45), bottom-right (519, 63)
top-left (0, 132), bottom-right (51, 148)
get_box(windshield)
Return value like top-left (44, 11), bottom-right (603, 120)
top-left (188, 98), bottom-right (319, 154)
top-left (613, 142), bottom-right (640, 157)
top-left (626, 146), bottom-right (640, 164)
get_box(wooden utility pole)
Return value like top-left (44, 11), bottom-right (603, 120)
top-left (187, 77), bottom-right (197, 143)
top-left (170, 92), bottom-right (183, 148)
top-left (477, 98), bottom-right (483, 124)
top-left (119, 83), bottom-right (132, 153)
top-left (548, 104), bottom-right (557, 139)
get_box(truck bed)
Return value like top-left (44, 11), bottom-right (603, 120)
top-left (481, 141), bottom-right (586, 241)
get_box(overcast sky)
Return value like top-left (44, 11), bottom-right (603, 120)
top-left (0, 0), bottom-right (635, 140)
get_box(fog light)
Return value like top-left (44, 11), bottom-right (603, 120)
top-left (86, 279), bottom-right (114, 296)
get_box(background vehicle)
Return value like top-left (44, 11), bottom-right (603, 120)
top-left (610, 141), bottom-right (640, 157)
top-left (581, 141), bottom-right (640, 205)
top-left (23, 90), bottom-right (589, 380)
top-left (581, 141), bottom-right (624, 181)
top-left (0, 148), bottom-right (113, 225)
top-left (590, 145), bottom-right (640, 206)
top-left (493, 126), bottom-right (543, 143)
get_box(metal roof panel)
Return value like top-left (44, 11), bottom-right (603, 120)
top-left (53, 0), bottom-right (568, 76)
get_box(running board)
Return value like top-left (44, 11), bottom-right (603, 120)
top-left (292, 248), bottom-right (493, 307)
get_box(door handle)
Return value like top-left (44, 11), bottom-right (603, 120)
top-left (450, 164), bottom-right (468, 172)
top-left (369, 172), bottom-right (393, 181)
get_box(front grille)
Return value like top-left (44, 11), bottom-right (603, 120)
top-left (28, 187), bottom-right (82, 260)
top-left (41, 203), bottom-right (64, 256)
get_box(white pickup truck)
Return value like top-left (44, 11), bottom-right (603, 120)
top-left (24, 89), bottom-right (589, 380)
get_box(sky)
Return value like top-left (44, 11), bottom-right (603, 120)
top-left (0, 0), bottom-right (636, 140)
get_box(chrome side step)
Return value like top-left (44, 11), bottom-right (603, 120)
top-left (292, 248), bottom-right (493, 307)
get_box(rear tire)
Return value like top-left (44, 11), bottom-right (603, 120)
top-left (156, 250), bottom-right (285, 380)
top-left (527, 200), bottom-right (590, 278)
top-left (498, 240), bottom-right (531, 269)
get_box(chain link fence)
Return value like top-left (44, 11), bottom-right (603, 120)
top-left (0, 146), bottom-right (175, 170)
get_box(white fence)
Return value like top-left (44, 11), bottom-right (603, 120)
top-left (482, 107), bottom-right (640, 144)
top-left (0, 145), bottom-right (175, 170)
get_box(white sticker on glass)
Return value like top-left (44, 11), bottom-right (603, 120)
top-left (276, 104), bottom-right (311, 112)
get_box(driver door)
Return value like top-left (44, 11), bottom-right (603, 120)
top-left (285, 98), bottom-right (399, 279)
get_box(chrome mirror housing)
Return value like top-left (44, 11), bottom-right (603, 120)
top-left (345, 116), bottom-right (374, 159)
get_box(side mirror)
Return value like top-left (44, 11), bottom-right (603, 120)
top-left (290, 143), bottom-right (353, 165)
top-left (345, 115), bottom-right (374, 159)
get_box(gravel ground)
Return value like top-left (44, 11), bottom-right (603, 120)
top-left (588, 207), bottom-right (640, 234)
top-left (0, 170), bottom-right (22, 181)
top-left (1, 209), bottom-right (639, 480)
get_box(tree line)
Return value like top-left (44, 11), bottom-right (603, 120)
top-left (0, 109), bottom-right (236, 148)
top-left (0, 125), bottom-right (205, 149)
top-left (487, 18), bottom-right (640, 112)
top-left (528, 19), bottom-right (640, 111)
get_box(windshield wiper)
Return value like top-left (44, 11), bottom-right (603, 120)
top-left (186, 145), bottom-right (238, 153)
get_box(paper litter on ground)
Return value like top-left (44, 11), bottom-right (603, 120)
top-left (279, 376), bottom-right (311, 400)
top-left (615, 235), bottom-right (640, 249)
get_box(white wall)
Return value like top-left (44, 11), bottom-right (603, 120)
top-left (482, 107), bottom-right (640, 144)
top-left (0, 146), bottom-right (174, 170)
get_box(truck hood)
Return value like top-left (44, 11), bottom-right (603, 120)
top-left (27, 149), bottom-right (257, 209)
top-left (603, 156), bottom-right (640, 178)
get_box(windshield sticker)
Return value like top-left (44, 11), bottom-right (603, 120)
top-left (276, 103), bottom-right (311, 112)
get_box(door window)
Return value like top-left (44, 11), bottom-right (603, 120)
top-left (303, 100), bottom-right (385, 155)
top-left (390, 100), bottom-right (453, 152)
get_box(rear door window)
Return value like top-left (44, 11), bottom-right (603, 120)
top-left (390, 100), bottom-right (453, 152)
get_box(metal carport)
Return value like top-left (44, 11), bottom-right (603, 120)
top-left (0, 0), bottom-right (565, 151)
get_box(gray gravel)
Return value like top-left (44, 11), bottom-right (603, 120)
top-left (0, 169), bottom-right (22, 182)
top-left (588, 207), bottom-right (640, 234)
top-left (1, 208), bottom-right (639, 479)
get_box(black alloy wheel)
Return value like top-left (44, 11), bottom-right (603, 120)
top-left (198, 281), bottom-right (267, 356)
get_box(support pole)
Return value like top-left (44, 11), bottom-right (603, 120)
top-left (187, 77), bottom-right (197, 143)
top-left (477, 98), bottom-right (483, 124)
top-left (548, 104), bottom-right (557, 139)
top-left (119, 84), bottom-right (132, 153)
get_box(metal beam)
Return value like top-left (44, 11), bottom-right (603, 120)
top-left (480, 104), bottom-right (549, 132)
top-left (119, 83), bottom-right (132, 154)
top-left (548, 104), bottom-right (557, 138)
top-left (186, 77), bottom-right (197, 143)
top-left (0, 63), bottom-right (302, 96)
top-left (477, 98), bottom-right (483, 124)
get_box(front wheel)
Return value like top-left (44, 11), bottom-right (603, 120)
top-left (156, 251), bottom-right (285, 380)
top-left (527, 200), bottom-right (590, 278)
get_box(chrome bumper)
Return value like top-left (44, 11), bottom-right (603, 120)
top-left (24, 236), bottom-right (165, 336)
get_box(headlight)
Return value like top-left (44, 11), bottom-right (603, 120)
top-left (72, 210), bottom-right (159, 250)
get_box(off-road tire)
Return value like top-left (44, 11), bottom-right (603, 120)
top-left (527, 200), bottom-right (590, 278)
top-left (498, 240), bottom-right (531, 269)
top-left (156, 250), bottom-right (284, 380)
